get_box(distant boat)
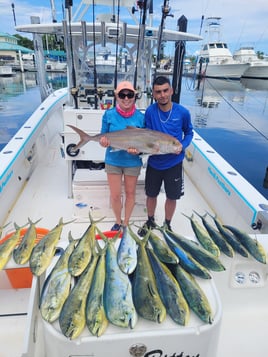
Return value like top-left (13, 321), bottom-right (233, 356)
top-left (233, 46), bottom-right (268, 79)
top-left (197, 17), bottom-right (249, 79)
top-left (0, 65), bottom-right (13, 77)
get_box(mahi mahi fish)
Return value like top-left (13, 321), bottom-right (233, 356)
top-left (86, 242), bottom-right (109, 337)
top-left (59, 252), bottom-right (99, 339)
top-left (223, 225), bottom-right (267, 264)
top-left (13, 218), bottom-right (42, 265)
top-left (0, 223), bottom-right (26, 270)
top-left (117, 225), bottom-right (137, 274)
top-left (68, 213), bottom-right (104, 277)
top-left (170, 263), bottom-right (214, 324)
top-left (147, 247), bottom-right (189, 326)
top-left (40, 232), bottom-right (77, 323)
top-left (129, 227), bottom-right (166, 323)
top-left (30, 217), bottom-right (74, 276)
top-left (100, 229), bottom-right (138, 329)
top-left (68, 125), bottom-right (182, 155)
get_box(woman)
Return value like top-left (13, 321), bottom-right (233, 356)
top-left (100, 81), bottom-right (144, 231)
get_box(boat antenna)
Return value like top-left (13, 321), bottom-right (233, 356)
top-left (92, 0), bottom-right (98, 109)
top-left (11, 3), bottom-right (17, 27)
top-left (65, 0), bottom-right (78, 109)
top-left (133, 0), bottom-right (148, 90)
top-left (199, 15), bottom-right (204, 36)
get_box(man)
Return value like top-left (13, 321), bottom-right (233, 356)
top-left (138, 76), bottom-right (193, 235)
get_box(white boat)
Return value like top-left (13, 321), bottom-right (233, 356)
top-left (197, 17), bottom-right (249, 79)
top-left (233, 46), bottom-right (268, 79)
top-left (1, 2), bottom-right (268, 357)
top-left (0, 65), bottom-right (14, 77)
top-left (45, 60), bottom-right (67, 72)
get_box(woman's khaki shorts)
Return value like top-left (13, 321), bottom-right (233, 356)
top-left (105, 164), bottom-right (141, 176)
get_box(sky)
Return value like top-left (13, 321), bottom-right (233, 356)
top-left (1, 0), bottom-right (268, 56)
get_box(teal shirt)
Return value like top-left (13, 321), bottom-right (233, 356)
top-left (101, 107), bottom-right (145, 167)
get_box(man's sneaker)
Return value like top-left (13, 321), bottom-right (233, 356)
top-left (111, 223), bottom-right (122, 231)
top-left (137, 218), bottom-right (156, 237)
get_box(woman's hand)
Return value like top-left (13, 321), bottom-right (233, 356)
top-left (99, 136), bottom-right (110, 147)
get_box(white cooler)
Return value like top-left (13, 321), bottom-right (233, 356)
top-left (42, 278), bottom-right (222, 357)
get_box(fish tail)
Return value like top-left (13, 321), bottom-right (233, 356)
top-left (68, 125), bottom-right (93, 151)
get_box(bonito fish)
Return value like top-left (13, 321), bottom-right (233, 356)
top-left (13, 218), bottom-right (42, 265)
top-left (0, 223), bottom-right (25, 270)
top-left (68, 125), bottom-right (182, 155)
top-left (40, 232), bottom-right (77, 323)
top-left (30, 217), bottom-right (74, 276)
top-left (147, 247), bottom-right (189, 326)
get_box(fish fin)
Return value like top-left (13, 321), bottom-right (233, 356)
top-left (68, 125), bottom-right (92, 151)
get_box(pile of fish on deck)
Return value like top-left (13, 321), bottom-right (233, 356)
top-left (0, 211), bottom-right (267, 340)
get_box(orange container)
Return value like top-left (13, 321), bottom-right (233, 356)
top-left (95, 230), bottom-right (122, 239)
top-left (1, 227), bottom-right (49, 289)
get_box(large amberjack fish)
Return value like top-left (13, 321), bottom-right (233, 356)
top-left (0, 222), bottom-right (26, 270)
top-left (40, 232), bottom-right (77, 323)
top-left (68, 125), bottom-right (182, 155)
top-left (182, 213), bottom-right (220, 257)
top-left (147, 247), bottom-right (189, 326)
top-left (223, 225), bottom-right (267, 264)
top-left (68, 213), bottom-right (104, 277)
top-left (170, 263), bottom-right (213, 324)
top-left (13, 218), bottom-right (42, 265)
top-left (129, 227), bottom-right (166, 323)
top-left (30, 217), bottom-right (74, 276)
top-left (193, 211), bottom-right (234, 258)
top-left (100, 229), bottom-right (138, 329)
top-left (206, 212), bottom-right (249, 258)
top-left (86, 241), bottom-right (109, 337)
top-left (117, 225), bottom-right (137, 274)
top-left (159, 228), bottom-right (212, 279)
top-left (148, 230), bottom-right (179, 265)
top-left (164, 229), bottom-right (225, 272)
top-left (59, 252), bottom-right (99, 339)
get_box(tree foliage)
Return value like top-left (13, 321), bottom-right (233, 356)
top-left (13, 34), bottom-right (34, 50)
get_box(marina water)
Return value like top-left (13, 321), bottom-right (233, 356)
top-left (1, 72), bottom-right (267, 199)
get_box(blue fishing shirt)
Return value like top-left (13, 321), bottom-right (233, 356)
top-left (145, 102), bottom-right (193, 170)
top-left (101, 107), bottom-right (145, 167)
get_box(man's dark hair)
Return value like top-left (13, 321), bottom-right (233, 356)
top-left (153, 76), bottom-right (171, 87)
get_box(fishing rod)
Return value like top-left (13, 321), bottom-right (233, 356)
top-left (92, 0), bottom-right (98, 109)
top-left (133, 0), bottom-right (148, 90)
top-left (153, 0), bottom-right (173, 82)
top-left (65, 0), bottom-right (78, 109)
top-left (113, 0), bottom-right (121, 105)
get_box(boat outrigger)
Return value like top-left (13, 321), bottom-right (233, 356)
top-left (0, 1), bottom-right (268, 357)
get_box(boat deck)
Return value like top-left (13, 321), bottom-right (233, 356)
top-left (1, 129), bottom-right (268, 357)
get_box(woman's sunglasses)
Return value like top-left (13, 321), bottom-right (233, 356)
top-left (118, 91), bottom-right (135, 99)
